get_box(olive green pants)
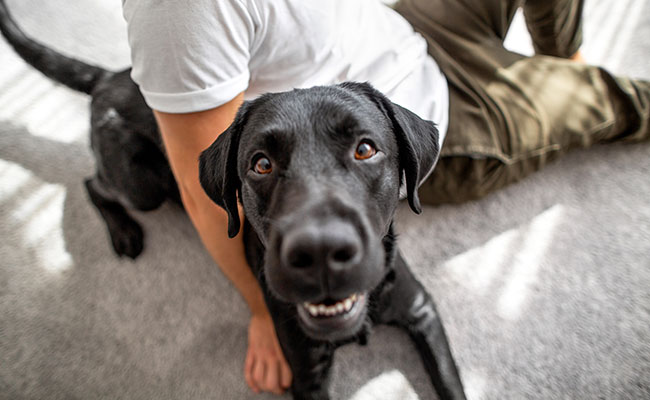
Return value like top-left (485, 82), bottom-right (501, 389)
top-left (394, 0), bottom-right (650, 205)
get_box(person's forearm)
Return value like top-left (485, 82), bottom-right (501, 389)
top-left (153, 103), bottom-right (291, 394)
top-left (152, 97), bottom-right (269, 316)
top-left (181, 184), bottom-right (267, 315)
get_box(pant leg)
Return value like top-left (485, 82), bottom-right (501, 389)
top-left (394, 0), bottom-right (650, 206)
top-left (425, 66), bottom-right (650, 205)
top-left (523, 0), bottom-right (584, 58)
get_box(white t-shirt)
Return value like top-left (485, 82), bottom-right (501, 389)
top-left (122, 0), bottom-right (449, 146)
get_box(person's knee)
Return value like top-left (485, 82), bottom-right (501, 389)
top-left (418, 157), bottom-right (511, 205)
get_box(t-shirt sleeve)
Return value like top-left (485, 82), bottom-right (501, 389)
top-left (122, 0), bottom-right (253, 113)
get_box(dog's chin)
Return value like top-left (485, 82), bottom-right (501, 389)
top-left (295, 293), bottom-right (368, 342)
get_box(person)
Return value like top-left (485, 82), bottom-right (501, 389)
top-left (121, 0), bottom-right (649, 395)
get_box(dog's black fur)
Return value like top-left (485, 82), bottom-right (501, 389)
top-left (0, 3), bottom-right (466, 399)
top-left (199, 83), bottom-right (466, 399)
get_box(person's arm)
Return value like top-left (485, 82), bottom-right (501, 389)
top-left (153, 93), bottom-right (292, 394)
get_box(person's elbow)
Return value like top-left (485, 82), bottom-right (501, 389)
top-left (177, 172), bottom-right (220, 220)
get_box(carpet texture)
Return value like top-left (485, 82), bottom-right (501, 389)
top-left (1, 0), bottom-right (648, 399)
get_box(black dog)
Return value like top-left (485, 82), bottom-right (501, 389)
top-left (199, 82), bottom-right (466, 399)
top-left (1, 3), bottom-right (466, 399)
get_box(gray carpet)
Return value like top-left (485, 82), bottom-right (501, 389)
top-left (1, 0), bottom-right (648, 399)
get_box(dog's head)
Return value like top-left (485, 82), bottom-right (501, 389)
top-left (199, 82), bottom-right (439, 341)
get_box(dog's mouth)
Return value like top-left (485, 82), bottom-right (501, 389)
top-left (296, 293), bottom-right (367, 341)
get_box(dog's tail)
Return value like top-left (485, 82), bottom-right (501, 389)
top-left (0, 1), bottom-right (111, 95)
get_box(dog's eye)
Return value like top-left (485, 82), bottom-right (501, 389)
top-left (354, 140), bottom-right (377, 160)
top-left (253, 156), bottom-right (273, 174)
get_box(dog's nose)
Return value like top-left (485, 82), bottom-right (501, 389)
top-left (281, 219), bottom-right (362, 273)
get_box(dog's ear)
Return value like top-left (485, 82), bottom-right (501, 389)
top-left (341, 82), bottom-right (440, 214)
top-left (390, 102), bottom-right (440, 214)
top-left (199, 102), bottom-right (250, 238)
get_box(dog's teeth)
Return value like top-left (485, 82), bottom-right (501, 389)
top-left (304, 293), bottom-right (362, 317)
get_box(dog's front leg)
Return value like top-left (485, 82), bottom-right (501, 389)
top-left (377, 252), bottom-right (466, 400)
top-left (84, 177), bottom-right (144, 258)
top-left (264, 300), bottom-right (335, 400)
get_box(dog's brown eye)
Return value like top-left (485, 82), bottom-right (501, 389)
top-left (254, 156), bottom-right (272, 174)
top-left (355, 140), bottom-right (376, 160)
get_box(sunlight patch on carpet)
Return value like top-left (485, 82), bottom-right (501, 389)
top-left (497, 205), bottom-right (565, 320)
top-left (349, 370), bottom-right (419, 400)
top-left (443, 228), bottom-right (518, 293)
top-left (2, 159), bottom-right (72, 273)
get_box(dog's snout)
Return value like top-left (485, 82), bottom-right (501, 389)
top-left (281, 220), bottom-right (362, 273)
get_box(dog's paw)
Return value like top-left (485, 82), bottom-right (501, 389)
top-left (109, 219), bottom-right (144, 259)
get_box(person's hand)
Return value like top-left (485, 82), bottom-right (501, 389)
top-left (244, 312), bottom-right (293, 395)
